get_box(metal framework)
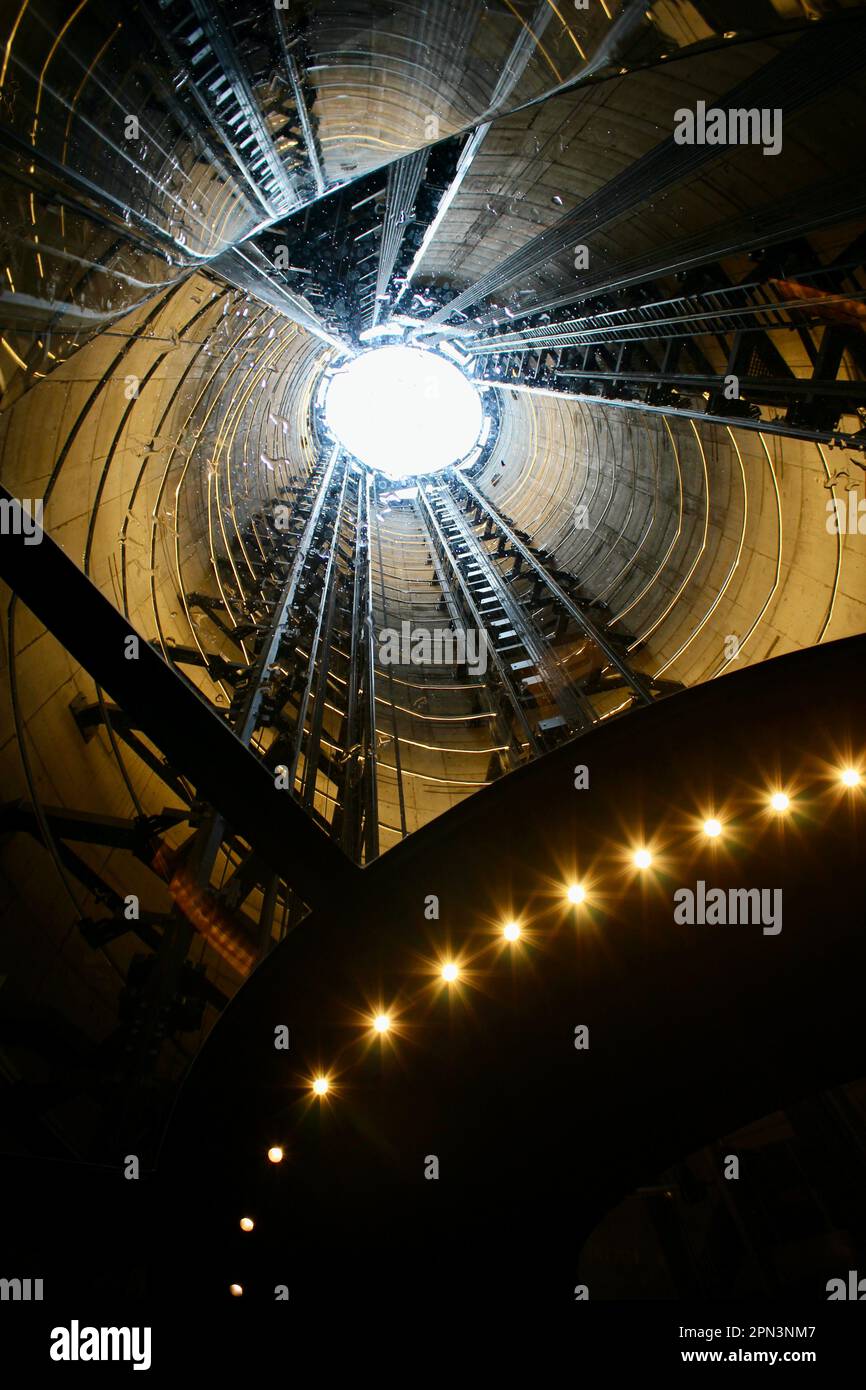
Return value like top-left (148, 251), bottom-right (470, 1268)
top-left (0, 482), bottom-right (361, 909)
top-left (366, 151), bottom-right (428, 327)
top-left (429, 21), bottom-right (866, 327)
top-left (416, 473), bottom-right (661, 753)
top-left (4, 0), bottom-right (866, 1140)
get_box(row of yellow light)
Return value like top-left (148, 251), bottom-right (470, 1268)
top-left (432, 772), bottom-right (861, 977)
top-left (228, 765), bottom-right (863, 1287)
top-left (279, 770), bottom-right (863, 1089)
top-left (318, 769), bottom-right (863, 1074)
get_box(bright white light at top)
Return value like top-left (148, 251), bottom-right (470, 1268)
top-left (324, 345), bottom-right (483, 479)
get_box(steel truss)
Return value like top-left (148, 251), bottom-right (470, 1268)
top-left (0, 481), bottom-right (362, 1010)
top-left (416, 472), bottom-right (664, 753)
top-left (471, 251), bottom-right (866, 444)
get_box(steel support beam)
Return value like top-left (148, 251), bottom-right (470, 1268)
top-left (394, 1), bottom-right (554, 304)
top-left (290, 466), bottom-right (350, 791)
top-left (362, 476), bottom-right (380, 860)
top-left (274, 12), bottom-right (326, 198)
top-left (235, 446), bottom-right (342, 745)
top-left (416, 487), bottom-right (540, 754)
top-left (189, 0), bottom-right (300, 215)
top-left (430, 20), bottom-right (866, 323)
top-left (453, 475), bottom-right (656, 706)
top-left (0, 484), bottom-right (360, 910)
top-left (470, 174), bottom-right (866, 330)
top-left (370, 150), bottom-right (427, 326)
top-left (211, 244), bottom-right (352, 354)
top-left (430, 485), bottom-right (594, 731)
top-left (340, 470), bottom-right (370, 858)
top-left (484, 379), bottom-right (866, 452)
top-left (470, 277), bottom-right (866, 357)
top-left (0, 801), bottom-right (186, 852)
top-left (552, 367), bottom-right (866, 403)
top-left (70, 698), bottom-right (194, 805)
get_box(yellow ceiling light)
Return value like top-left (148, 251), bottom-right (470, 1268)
top-left (633, 847), bottom-right (652, 870)
top-left (566, 883), bottom-right (585, 905)
top-left (441, 961), bottom-right (459, 983)
top-left (502, 920), bottom-right (521, 941)
top-left (769, 791), bottom-right (790, 813)
top-left (266, 1145), bottom-right (284, 1165)
top-left (239, 1217), bottom-right (254, 1233)
top-left (702, 817), bottom-right (722, 838)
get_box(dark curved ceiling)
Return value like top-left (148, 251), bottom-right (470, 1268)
top-left (159, 635), bottom-right (866, 1310)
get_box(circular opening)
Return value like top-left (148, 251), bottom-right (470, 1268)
top-left (323, 345), bottom-right (483, 479)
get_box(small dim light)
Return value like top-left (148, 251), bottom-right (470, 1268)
top-left (703, 817), bottom-right (722, 838)
top-left (502, 920), bottom-right (521, 941)
top-left (373, 1012), bottom-right (391, 1033)
top-left (267, 1146), bottom-right (283, 1165)
top-left (441, 961), bottom-right (459, 983)
top-left (229, 1283), bottom-right (243, 1297)
top-left (311, 1075), bottom-right (330, 1097)
top-left (239, 1217), bottom-right (254, 1233)
top-left (633, 848), bottom-right (652, 870)
top-left (840, 767), bottom-right (861, 788)
top-left (566, 883), bottom-right (585, 905)
top-left (769, 792), bottom-right (790, 813)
